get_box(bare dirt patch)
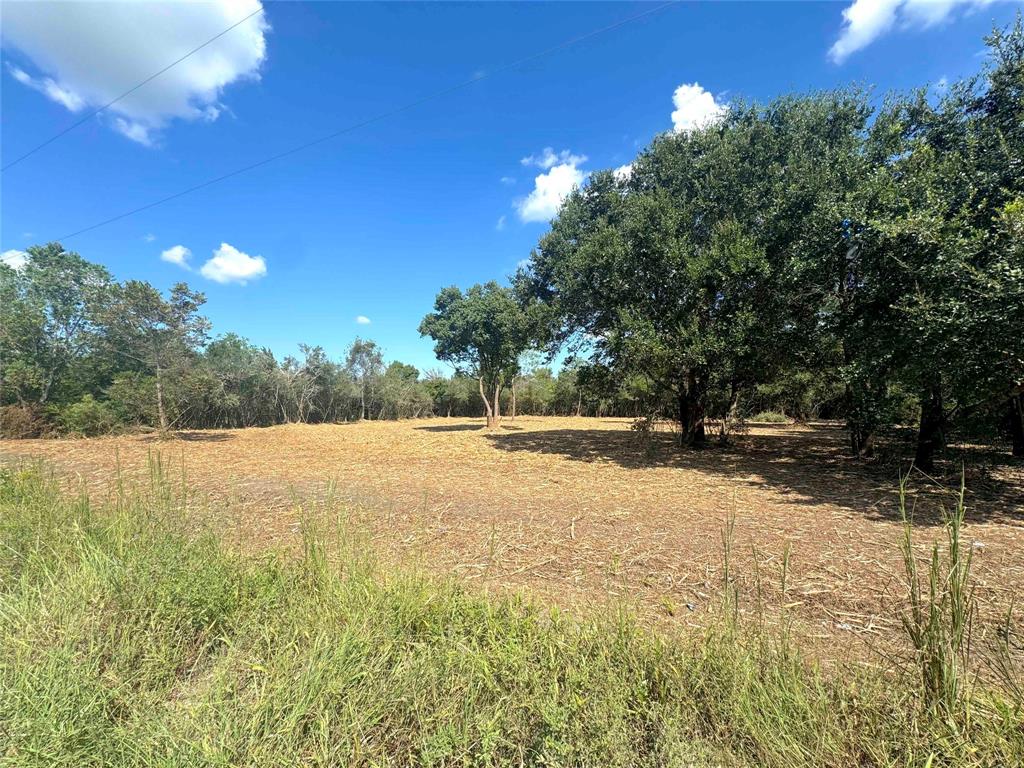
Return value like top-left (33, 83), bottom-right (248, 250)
top-left (3, 417), bottom-right (1022, 653)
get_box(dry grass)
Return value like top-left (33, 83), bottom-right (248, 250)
top-left (2, 416), bottom-right (1022, 655)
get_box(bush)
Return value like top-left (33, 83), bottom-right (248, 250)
top-left (56, 394), bottom-right (118, 436)
top-left (106, 372), bottom-right (158, 426)
top-left (750, 410), bottom-right (789, 424)
top-left (0, 403), bottom-right (49, 438)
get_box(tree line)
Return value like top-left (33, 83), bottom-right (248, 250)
top-left (0, 247), bottom-right (629, 436)
top-left (418, 21), bottom-right (1024, 468)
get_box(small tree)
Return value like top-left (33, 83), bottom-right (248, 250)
top-left (419, 282), bottom-right (530, 428)
top-left (100, 281), bottom-right (209, 432)
top-left (344, 338), bottom-right (384, 420)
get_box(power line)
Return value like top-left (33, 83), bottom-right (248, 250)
top-left (2, 5), bottom-right (266, 172)
top-left (55, 1), bottom-right (677, 242)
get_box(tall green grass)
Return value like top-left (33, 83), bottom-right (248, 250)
top-left (1, 464), bottom-right (1021, 767)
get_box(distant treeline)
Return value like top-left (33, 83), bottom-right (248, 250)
top-left (0, 248), bottom-right (691, 436)
top-left (0, 241), bottom-right (848, 438)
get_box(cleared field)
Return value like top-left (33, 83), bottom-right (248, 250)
top-left (2, 416), bottom-right (1022, 649)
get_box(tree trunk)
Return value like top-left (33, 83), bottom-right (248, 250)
top-left (360, 382), bottom-right (366, 421)
top-left (510, 376), bottom-right (517, 421)
top-left (39, 369), bottom-right (56, 406)
top-left (846, 382), bottom-right (876, 458)
top-left (678, 370), bottom-right (706, 447)
top-left (575, 390), bottom-right (582, 417)
top-left (479, 376), bottom-right (496, 428)
top-left (720, 382), bottom-right (740, 443)
top-left (1008, 393), bottom-right (1024, 458)
top-left (914, 384), bottom-right (945, 472)
top-left (852, 429), bottom-right (874, 458)
top-left (155, 361), bottom-right (169, 432)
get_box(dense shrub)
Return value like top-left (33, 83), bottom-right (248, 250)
top-left (750, 411), bottom-right (789, 424)
top-left (56, 395), bottom-right (119, 436)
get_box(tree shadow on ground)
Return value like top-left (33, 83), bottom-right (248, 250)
top-left (415, 424), bottom-right (486, 433)
top-left (142, 431), bottom-right (235, 443)
top-left (484, 424), bottom-right (1024, 525)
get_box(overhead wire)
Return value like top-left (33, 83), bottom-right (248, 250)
top-left (53, 1), bottom-right (678, 241)
top-left (2, 5), bottom-right (266, 171)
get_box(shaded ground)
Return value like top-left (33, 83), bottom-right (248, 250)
top-left (2, 417), bottom-right (1022, 652)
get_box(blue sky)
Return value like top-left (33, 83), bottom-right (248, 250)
top-left (2, 1), bottom-right (1020, 371)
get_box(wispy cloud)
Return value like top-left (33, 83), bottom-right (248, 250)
top-left (829, 0), bottom-right (990, 64)
top-left (521, 147), bottom-right (587, 170)
top-left (3, 0), bottom-right (269, 144)
top-left (355, 315), bottom-right (371, 325)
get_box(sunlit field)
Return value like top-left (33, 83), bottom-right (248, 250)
top-left (4, 416), bottom-right (1022, 652)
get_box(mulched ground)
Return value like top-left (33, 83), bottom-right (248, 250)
top-left (3, 416), bottom-right (1022, 658)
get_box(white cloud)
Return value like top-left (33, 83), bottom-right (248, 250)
top-left (829, 0), bottom-right (991, 63)
top-left (2, 1), bottom-right (268, 145)
top-left (113, 117), bottom-right (155, 147)
top-left (496, 215), bottom-right (507, 231)
top-left (6, 64), bottom-right (86, 111)
top-left (613, 163), bottom-right (633, 181)
top-left (160, 244), bottom-right (192, 269)
top-left (200, 242), bottom-right (266, 284)
top-left (516, 148), bottom-right (588, 223)
top-left (144, 233), bottom-right (157, 243)
top-left (521, 147), bottom-right (587, 170)
top-left (500, 176), bottom-right (516, 185)
top-left (1, 249), bottom-right (29, 270)
top-left (355, 315), bottom-right (371, 325)
top-left (671, 83), bottom-right (726, 133)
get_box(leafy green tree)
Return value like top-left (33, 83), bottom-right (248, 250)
top-left (378, 362), bottom-right (431, 419)
top-left (201, 334), bottom-right (282, 427)
top-left (0, 243), bottom-right (111, 408)
top-left (99, 281), bottom-right (210, 432)
top-left (837, 21), bottom-right (1024, 467)
top-left (345, 338), bottom-right (384, 420)
top-left (419, 282), bottom-right (531, 428)
top-left (524, 89), bottom-right (868, 444)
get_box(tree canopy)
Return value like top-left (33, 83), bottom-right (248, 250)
top-left (418, 282), bottom-right (532, 427)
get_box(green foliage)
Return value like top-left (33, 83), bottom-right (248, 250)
top-left (898, 476), bottom-right (977, 714)
top-left (523, 89), bottom-right (875, 445)
top-left (0, 243), bottom-right (111, 407)
top-left (750, 411), bottom-right (789, 424)
top-left (514, 19), bottom-right (1024, 458)
top-left (55, 394), bottom-right (118, 436)
top-left (1, 466), bottom-right (1022, 766)
top-left (419, 282), bottom-right (533, 424)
